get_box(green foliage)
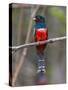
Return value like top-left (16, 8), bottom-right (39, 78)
top-left (49, 7), bottom-right (65, 23)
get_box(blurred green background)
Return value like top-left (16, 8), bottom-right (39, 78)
top-left (11, 3), bottom-right (66, 86)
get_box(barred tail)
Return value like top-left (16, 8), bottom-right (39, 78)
top-left (36, 50), bottom-right (46, 73)
top-left (36, 51), bottom-right (48, 85)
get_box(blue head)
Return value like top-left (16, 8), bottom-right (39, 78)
top-left (33, 15), bottom-right (47, 29)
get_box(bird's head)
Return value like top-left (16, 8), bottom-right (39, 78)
top-left (33, 15), bottom-right (45, 23)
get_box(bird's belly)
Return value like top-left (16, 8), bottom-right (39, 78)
top-left (35, 28), bottom-right (47, 50)
top-left (35, 28), bottom-right (47, 41)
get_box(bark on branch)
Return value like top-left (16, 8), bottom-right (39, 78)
top-left (10, 36), bottom-right (66, 51)
top-left (11, 6), bottom-right (40, 86)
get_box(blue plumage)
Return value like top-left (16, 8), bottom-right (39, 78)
top-left (34, 22), bottom-right (47, 29)
top-left (33, 15), bottom-right (47, 29)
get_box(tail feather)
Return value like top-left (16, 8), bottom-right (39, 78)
top-left (36, 51), bottom-right (46, 72)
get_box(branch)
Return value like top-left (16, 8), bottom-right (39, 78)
top-left (10, 36), bottom-right (66, 51)
top-left (12, 6), bottom-right (40, 86)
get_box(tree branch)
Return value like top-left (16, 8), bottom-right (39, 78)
top-left (12, 6), bottom-right (40, 86)
top-left (10, 36), bottom-right (66, 51)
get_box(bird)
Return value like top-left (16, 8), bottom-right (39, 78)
top-left (33, 15), bottom-right (48, 85)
